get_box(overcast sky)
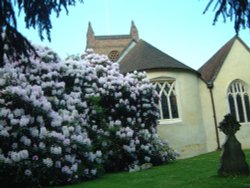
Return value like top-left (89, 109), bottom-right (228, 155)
top-left (17, 0), bottom-right (250, 70)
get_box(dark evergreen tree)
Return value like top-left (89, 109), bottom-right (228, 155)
top-left (0, 0), bottom-right (83, 66)
top-left (204, 0), bottom-right (250, 35)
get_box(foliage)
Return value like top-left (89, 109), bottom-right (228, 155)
top-left (63, 50), bottom-right (178, 172)
top-left (0, 47), bottom-right (177, 187)
top-left (0, 0), bottom-right (83, 66)
top-left (204, 0), bottom-right (250, 34)
top-left (0, 47), bottom-right (103, 187)
top-left (218, 114), bottom-right (241, 135)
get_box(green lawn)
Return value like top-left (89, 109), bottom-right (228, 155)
top-left (53, 150), bottom-right (250, 188)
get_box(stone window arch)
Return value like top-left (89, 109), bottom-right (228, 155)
top-left (227, 79), bottom-right (250, 123)
top-left (153, 78), bottom-right (179, 120)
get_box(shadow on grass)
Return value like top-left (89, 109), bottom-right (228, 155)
top-left (51, 150), bottom-right (250, 188)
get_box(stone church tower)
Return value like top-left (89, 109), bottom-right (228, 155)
top-left (86, 21), bottom-right (139, 61)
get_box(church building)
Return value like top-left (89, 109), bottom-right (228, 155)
top-left (86, 21), bottom-right (250, 158)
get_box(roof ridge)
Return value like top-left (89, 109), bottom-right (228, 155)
top-left (198, 36), bottom-right (238, 83)
top-left (120, 39), bottom-right (197, 74)
top-left (139, 40), bottom-right (196, 71)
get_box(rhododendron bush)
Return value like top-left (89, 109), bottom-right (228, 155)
top-left (0, 47), bottom-right (177, 187)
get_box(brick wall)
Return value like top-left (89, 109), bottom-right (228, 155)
top-left (86, 21), bottom-right (139, 59)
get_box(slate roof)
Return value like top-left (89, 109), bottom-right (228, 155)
top-left (119, 39), bottom-right (197, 74)
top-left (198, 36), bottom-right (249, 83)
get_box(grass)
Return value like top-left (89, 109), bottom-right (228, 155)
top-left (52, 150), bottom-right (250, 188)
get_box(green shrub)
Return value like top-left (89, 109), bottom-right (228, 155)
top-left (0, 47), bottom-right (177, 187)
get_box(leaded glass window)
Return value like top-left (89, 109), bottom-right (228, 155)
top-left (108, 50), bottom-right (119, 62)
top-left (227, 80), bottom-right (250, 123)
top-left (154, 80), bottom-right (179, 120)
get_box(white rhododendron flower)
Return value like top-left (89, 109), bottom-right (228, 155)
top-left (0, 46), bottom-right (177, 188)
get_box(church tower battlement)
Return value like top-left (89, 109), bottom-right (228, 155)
top-left (86, 21), bottom-right (139, 62)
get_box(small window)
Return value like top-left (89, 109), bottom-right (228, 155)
top-left (227, 80), bottom-right (250, 123)
top-left (154, 80), bottom-right (179, 120)
top-left (108, 50), bottom-right (120, 62)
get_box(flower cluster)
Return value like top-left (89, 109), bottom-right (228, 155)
top-left (0, 47), bottom-right (177, 187)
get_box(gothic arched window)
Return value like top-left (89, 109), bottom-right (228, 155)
top-left (227, 80), bottom-right (250, 123)
top-left (154, 80), bottom-right (179, 120)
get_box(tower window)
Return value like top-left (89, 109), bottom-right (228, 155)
top-left (108, 50), bottom-right (120, 62)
